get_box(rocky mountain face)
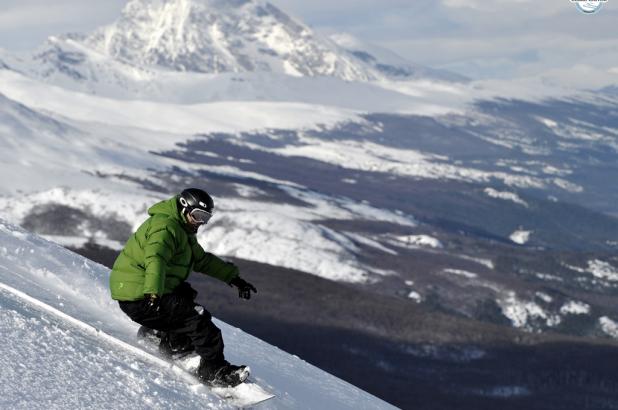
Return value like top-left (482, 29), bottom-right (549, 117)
top-left (82, 0), bottom-right (369, 78)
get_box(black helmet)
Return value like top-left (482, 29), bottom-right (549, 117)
top-left (178, 188), bottom-right (214, 225)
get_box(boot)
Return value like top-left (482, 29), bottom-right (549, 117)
top-left (137, 325), bottom-right (161, 344)
top-left (159, 332), bottom-right (194, 359)
top-left (197, 359), bottom-right (250, 387)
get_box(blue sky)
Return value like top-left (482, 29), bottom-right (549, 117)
top-left (1, 0), bottom-right (617, 82)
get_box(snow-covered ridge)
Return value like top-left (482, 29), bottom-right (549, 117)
top-left (496, 290), bottom-right (600, 334)
top-left (330, 32), bottom-right (468, 82)
top-left (0, 218), bottom-right (396, 409)
top-left (600, 316), bottom-right (618, 339)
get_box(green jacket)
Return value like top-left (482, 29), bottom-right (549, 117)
top-left (109, 195), bottom-right (238, 301)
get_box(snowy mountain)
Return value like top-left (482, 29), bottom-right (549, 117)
top-left (83, 0), bottom-right (374, 79)
top-left (0, 218), bottom-right (396, 409)
top-left (1, 0), bottom-right (453, 86)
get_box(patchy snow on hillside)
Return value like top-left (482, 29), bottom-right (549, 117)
top-left (586, 260), bottom-right (618, 282)
top-left (0, 218), bottom-right (396, 409)
top-left (552, 178), bottom-right (584, 193)
top-left (484, 188), bottom-right (528, 207)
top-left (599, 317), bottom-right (618, 339)
top-left (560, 301), bottom-right (591, 315)
top-left (535, 292), bottom-right (553, 303)
top-left (407, 290), bottom-right (422, 303)
top-left (564, 260), bottom-right (618, 283)
top-left (498, 292), bottom-right (561, 330)
top-left (455, 255), bottom-right (495, 270)
top-left (443, 269), bottom-right (478, 279)
top-left (509, 230), bottom-right (532, 245)
top-left (344, 233), bottom-right (398, 256)
top-left (476, 386), bottom-right (531, 398)
top-left (537, 115), bottom-right (618, 151)
top-left (535, 272), bottom-right (564, 282)
top-left (387, 234), bottom-right (443, 249)
top-left (260, 137), bottom-right (557, 189)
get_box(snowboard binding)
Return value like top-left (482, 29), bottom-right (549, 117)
top-left (137, 325), bottom-right (195, 360)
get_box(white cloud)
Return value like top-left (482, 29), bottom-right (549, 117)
top-left (0, 0), bottom-right (125, 50)
top-left (442, 0), bottom-right (556, 12)
top-left (0, 6), bottom-right (70, 29)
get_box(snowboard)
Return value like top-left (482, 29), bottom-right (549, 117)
top-left (137, 331), bottom-right (275, 407)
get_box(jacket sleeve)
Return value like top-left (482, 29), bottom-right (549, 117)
top-left (192, 239), bottom-right (239, 284)
top-left (143, 227), bottom-right (176, 295)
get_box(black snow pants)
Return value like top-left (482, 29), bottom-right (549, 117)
top-left (118, 282), bottom-right (224, 365)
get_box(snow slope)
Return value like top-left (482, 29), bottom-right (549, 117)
top-left (0, 218), bottom-right (397, 409)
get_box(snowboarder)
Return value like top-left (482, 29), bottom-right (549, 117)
top-left (109, 188), bottom-right (257, 387)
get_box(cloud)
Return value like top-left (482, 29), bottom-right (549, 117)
top-left (346, 0), bottom-right (618, 83)
top-left (0, 1), bottom-right (123, 27)
top-left (0, 4), bottom-right (84, 30)
top-left (441, 0), bottom-right (563, 15)
top-left (0, 0), bottom-right (125, 50)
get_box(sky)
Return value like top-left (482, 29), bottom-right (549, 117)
top-left (0, 0), bottom-right (617, 82)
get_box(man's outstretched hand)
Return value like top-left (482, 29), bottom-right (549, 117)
top-left (230, 276), bottom-right (257, 300)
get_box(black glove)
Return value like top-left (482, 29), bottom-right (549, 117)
top-left (144, 293), bottom-right (160, 313)
top-left (229, 276), bottom-right (257, 300)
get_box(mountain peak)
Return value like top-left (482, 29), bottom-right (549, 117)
top-left (81, 0), bottom-right (374, 80)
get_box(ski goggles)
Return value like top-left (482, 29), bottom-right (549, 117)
top-left (188, 208), bottom-right (213, 224)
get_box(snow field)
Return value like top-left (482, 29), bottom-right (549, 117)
top-left (0, 284), bottom-right (219, 410)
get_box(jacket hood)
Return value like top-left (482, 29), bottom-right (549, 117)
top-left (148, 196), bottom-right (186, 223)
